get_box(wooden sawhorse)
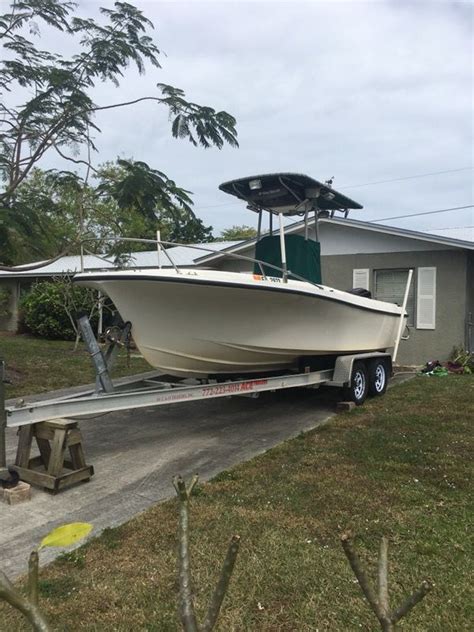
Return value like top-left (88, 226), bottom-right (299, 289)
top-left (14, 418), bottom-right (94, 493)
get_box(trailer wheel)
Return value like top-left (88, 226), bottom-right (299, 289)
top-left (368, 359), bottom-right (388, 396)
top-left (343, 361), bottom-right (368, 405)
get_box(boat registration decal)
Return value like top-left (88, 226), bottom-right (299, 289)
top-left (202, 379), bottom-right (268, 397)
top-left (253, 274), bottom-right (282, 283)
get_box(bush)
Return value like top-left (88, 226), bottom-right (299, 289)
top-left (20, 279), bottom-right (100, 340)
top-left (450, 346), bottom-right (474, 374)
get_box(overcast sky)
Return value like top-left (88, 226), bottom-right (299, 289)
top-left (35, 1), bottom-right (474, 239)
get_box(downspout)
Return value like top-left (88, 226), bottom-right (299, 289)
top-left (465, 252), bottom-right (473, 352)
top-left (466, 312), bottom-right (472, 353)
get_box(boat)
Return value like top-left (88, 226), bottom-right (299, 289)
top-left (74, 173), bottom-right (406, 378)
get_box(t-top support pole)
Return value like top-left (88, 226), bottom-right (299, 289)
top-left (393, 269), bottom-right (414, 363)
top-left (278, 212), bottom-right (288, 283)
top-left (156, 229), bottom-right (162, 269)
top-left (314, 208), bottom-right (319, 242)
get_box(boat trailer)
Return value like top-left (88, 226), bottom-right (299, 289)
top-left (0, 315), bottom-right (395, 492)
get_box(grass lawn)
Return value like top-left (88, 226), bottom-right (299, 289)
top-left (0, 370), bottom-right (472, 630)
top-left (0, 333), bottom-right (152, 399)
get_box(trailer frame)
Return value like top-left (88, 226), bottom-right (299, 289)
top-left (2, 351), bottom-right (392, 431)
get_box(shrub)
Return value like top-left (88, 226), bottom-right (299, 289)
top-left (450, 346), bottom-right (474, 374)
top-left (20, 279), bottom-right (100, 340)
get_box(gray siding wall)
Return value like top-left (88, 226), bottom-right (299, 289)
top-left (466, 251), bottom-right (474, 352)
top-left (322, 249), bottom-right (468, 365)
top-left (216, 254), bottom-right (254, 273)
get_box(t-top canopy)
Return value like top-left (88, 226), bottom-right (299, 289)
top-left (219, 173), bottom-right (363, 215)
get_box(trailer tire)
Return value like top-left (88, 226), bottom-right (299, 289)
top-left (342, 361), bottom-right (368, 405)
top-left (368, 359), bottom-right (388, 396)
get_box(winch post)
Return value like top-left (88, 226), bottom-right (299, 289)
top-left (77, 315), bottom-right (132, 393)
top-left (77, 314), bottom-right (114, 393)
top-left (0, 358), bottom-right (5, 468)
top-left (102, 321), bottom-right (132, 374)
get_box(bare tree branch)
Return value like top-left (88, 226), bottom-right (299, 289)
top-left (340, 533), bottom-right (383, 620)
top-left (377, 536), bottom-right (389, 617)
top-left (173, 474), bottom-right (240, 632)
top-left (202, 535), bottom-right (241, 632)
top-left (0, 241), bottom-right (79, 272)
top-left (391, 580), bottom-right (433, 624)
top-left (28, 550), bottom-right (39, 607)
top-left (53, 143), bottom-right (99, 175)
top-left (173, 475), bottom-right (199, 632)
top-left (0, 569), bottom-right (50, 632)
top-left (89, 96), bottom-right (167, 114)
top-left (341, 533), bottom-right (433, 632)
top-left (186, 474), bottom-right (199, 498)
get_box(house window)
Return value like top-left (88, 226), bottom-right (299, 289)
top-left (374, 269), bottom-right (416, 326)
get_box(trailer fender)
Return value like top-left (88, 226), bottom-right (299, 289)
top-left (331, 352), bottom-right (392, 387)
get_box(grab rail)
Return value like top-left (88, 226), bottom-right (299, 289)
top-left (80, 236), bottom-right (325, 290)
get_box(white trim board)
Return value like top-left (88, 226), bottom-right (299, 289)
top-left (416, 267), bottom-right (436, 329)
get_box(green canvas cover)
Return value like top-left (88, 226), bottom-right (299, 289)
top-left (254, 234), bottom-right (322, 283)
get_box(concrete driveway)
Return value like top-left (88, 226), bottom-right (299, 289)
top-left (0, 382), bottom-right (341, 578)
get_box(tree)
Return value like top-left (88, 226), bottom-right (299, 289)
top-left (218, 225), bottom-right (257, 241)
top-left (1, 168), bottom-right (86, 264)
top-left (96, 159), bottom-right (215, 246)
top-left (0, 201), bottom-right (52, 265)
top-left (0, 0), bottom-right (237, 263)
top-left (160, 208), bottom-right (214, 244)
top-left (2, 162), bottom-right (215, 266)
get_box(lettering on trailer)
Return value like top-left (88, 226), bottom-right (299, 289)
top-left (202, 379), bottom-right (268, 397)
top-left (149, 378), bottom-right (270, 405)
top-left (153, 392), bottom-right (195, 404)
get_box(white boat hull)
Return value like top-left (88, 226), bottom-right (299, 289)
top-left (75, 270), bottom-right (403, 377)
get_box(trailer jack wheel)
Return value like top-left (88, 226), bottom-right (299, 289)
top-left (343, 361), bottom-right (368, 405)
top-left (368, 359), bottom-right (388, 396)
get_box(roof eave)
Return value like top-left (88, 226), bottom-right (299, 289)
top-left (195, 217), bottom-right (474, 265)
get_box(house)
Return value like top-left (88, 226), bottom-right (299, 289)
top-left (1, 219), bottom-right (472, 366)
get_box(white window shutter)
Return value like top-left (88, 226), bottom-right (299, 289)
top-left (353, 268), bottom-right (370, 290)
top-left (416, 267), bottom-right (436, 329)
